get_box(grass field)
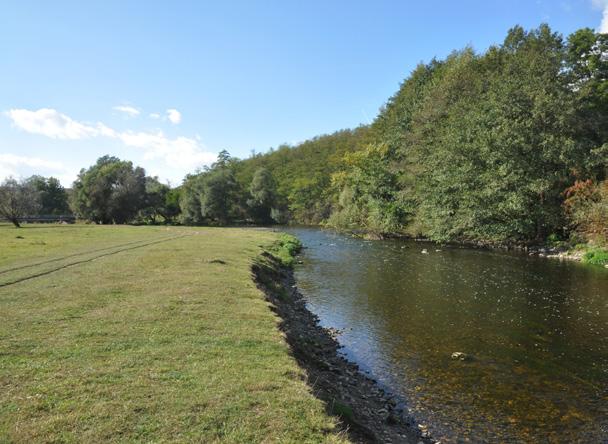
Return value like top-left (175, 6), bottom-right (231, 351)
top-left (0, 224), bottom-right (344, 443)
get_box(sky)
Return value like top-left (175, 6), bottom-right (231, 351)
top-left (0, 0), bottom-right (606, 186)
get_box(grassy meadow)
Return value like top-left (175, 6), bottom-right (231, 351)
top-left (0, 223), bottom-right (344, 443)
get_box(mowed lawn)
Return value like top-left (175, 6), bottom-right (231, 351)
top-left (0, 224), bottom-right (344, 443)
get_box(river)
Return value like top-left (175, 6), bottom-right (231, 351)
top-left (284, 227), bottom-right (608, 443)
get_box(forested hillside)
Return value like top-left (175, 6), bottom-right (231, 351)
top-left (228, 25), bottom-right (608, 246)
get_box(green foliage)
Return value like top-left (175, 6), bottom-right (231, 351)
top-left (405, 27), bottom-right (585, 243)
top-left (0, 177), bottom-right (41, 227)
top-left (248, 167), bottom-right (277, 224)
top-left (10, 24), bottom-right (608, 245)
top-left (163, 187), bottom-right (182, 223)
top-left (180, 151), bottom-right (243, 226)
top-left (25, 176), bottom-right (70, 215)
top-left (71, 156), bottom-right (147, 224)
top-left (327, 144), bottom-right (407, 234)
top-left (330, 401), bottom-right (354, 422)
top-left (582, 248), bottom-right (608, 266)
top-left (326, 25), bottom-right (607, 244)
top-left (268, 234), bottom-right (302, 268)
top-left (233, 128), bottom-right (369, 224)
top-left (179, 174), bottom-right (205, 225)
top-left (199, 168), bottom-right (239, 225)
top-left (137, 178), bottom-right (181, 224)
top-left (225, 25), bottom-right (607, 246)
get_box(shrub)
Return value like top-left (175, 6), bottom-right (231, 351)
top-left (271, 234), bottom-right (302, 267)
top-left (582, 249), bottom-right (608, 266)
top-left (564, 180), bottom-right (608, 246)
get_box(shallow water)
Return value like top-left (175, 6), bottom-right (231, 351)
top-left (284, 227), bottom-right (608, 443)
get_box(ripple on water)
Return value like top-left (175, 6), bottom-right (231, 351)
top-left (286, 227), bottom-right (608, 443)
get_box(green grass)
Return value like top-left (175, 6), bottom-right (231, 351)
top-left (0, 223), bottom-right (345, 443)
top-left (582, 248), bottom-right (608, 266)
top-left (267, 234), bottom-right (303, 268)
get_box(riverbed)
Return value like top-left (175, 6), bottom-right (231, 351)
top-left (285, 227), bottom-right (608, 443)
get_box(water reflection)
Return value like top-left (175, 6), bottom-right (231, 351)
top-left (285, 228), bottom-right (608, 443)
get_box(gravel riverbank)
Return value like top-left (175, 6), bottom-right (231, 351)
top-left (253, 251), bottom-right (435, 444)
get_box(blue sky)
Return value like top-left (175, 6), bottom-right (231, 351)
top-left (1, 0), bottom-right (606, 185)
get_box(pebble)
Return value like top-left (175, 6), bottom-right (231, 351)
top-left (256, 262), bottom-right (427, 444)
top-left (451, 351), bottom-right (470, 361)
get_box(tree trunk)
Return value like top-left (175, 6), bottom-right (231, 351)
top-left (10, 217), bottom-right (20, 228)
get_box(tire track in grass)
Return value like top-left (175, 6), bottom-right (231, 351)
top-left (0, 234), bottom-right (191, 288)
top-left (0, 236), bottom-right (176, 276)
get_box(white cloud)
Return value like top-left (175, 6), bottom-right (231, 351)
top-left (118, 131), bottom-right (216, 169)
top-left (4, 108), bottom-right (215, 184)
top-left (113, 105), bottom-right (140, 117)
top-left (0, 153), bottom-right (73, 184)
top-left (166, 108), bottom-right (182, 124)
top-left (592, 0), bottom-right (608, 33)
top-left (149, 112), bottom-right (161, 119)
top-left (5, 108), bottom-right (112, 140)
top-left (0, 153), bottom-right (65, 170)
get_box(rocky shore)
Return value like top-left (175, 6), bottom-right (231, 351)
top-left (253, 251), bottom-right (434, 444)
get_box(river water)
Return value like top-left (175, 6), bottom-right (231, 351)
top-left (284, 227), bottom-right (608, 443)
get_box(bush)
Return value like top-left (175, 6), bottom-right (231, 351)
top-left (582, 249), bottom-right (608, 266)
top-left (564, 180), bottom-right (608, 246)
top-left (270, 234), bottom-right (302, 267)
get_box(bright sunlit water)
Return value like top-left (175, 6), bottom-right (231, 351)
top-left (285, 227), bottom-right (608, 443)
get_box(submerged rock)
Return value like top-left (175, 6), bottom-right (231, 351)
top-left (421, 249), bottom-right (429, 254)
top-left (451, 352), bottom-right (471, 361)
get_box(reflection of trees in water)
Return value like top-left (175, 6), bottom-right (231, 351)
top-left (291, 228), bottom-right (608, 443)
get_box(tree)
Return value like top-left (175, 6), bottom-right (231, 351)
top-left (138, 178), bottom-right (181, 224)
top-left (199, 168), bottom-right (238, 225)
top-left (231, 128), bottom-right (369, 225)
top-left (179, 151), bottom-right (242, 226)
top-left (247, 167), bottom-right (277, 223)
top-left (179, 174), bottom-right (205, 225)
top-left (564, 179), bottom-right (608, 245)
top-left (71, 156), bottom-right (147, 224)
top-left (328, 144), bottom-right (406, 234)
top-left (162, 187), bottom-right (182, 224)
top-left (404, 26), bottom-right (583, 242)
top-left (565, 28), bottom-right (608, 181)
top-left (26, 176), bottom-right (70, 215)
top-left (0, 178), bottom-right (41, 227)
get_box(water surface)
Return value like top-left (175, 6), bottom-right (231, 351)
top-left (285, 228), bottom-right (608, 443)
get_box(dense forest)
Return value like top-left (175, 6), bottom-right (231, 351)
top-left (229, 25), bottom-right (608, 246)
top-left (2, 25), bottom-right (606, 249)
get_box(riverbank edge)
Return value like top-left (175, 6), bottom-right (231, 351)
top-left (319, 225), bottom-right (608, 268)
top-left (252, 236), bottom-right (434, 444)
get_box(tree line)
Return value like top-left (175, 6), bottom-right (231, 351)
top-left (2, 25), bottom-right (606, 247)
top-left (237, 25), bottom-right (608, 246)
top-left (0, 152), bottom-right (281, 228)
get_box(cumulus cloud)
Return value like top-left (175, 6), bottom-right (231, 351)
top-left (166, 108), bottom-right (182, 124)
top-left (4, 108), bottom-right (215, 182)
top-left (593, 0), bottom-right (608, 32)
top-left (113, 105), bottom-right (140, 117)
top-left (118, 131), bottom-right (216, 169)
top-left (5, 108), bottom-right (114, 139)
top-left (0, 153), bottom-right (65, 170)
top-left (0, 153), bottom-right (72, 183)
top-left (149, 112), bottom-right (161, 119)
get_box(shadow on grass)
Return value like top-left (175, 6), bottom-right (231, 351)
top-left (252, 251), bottom-right (425, 444)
